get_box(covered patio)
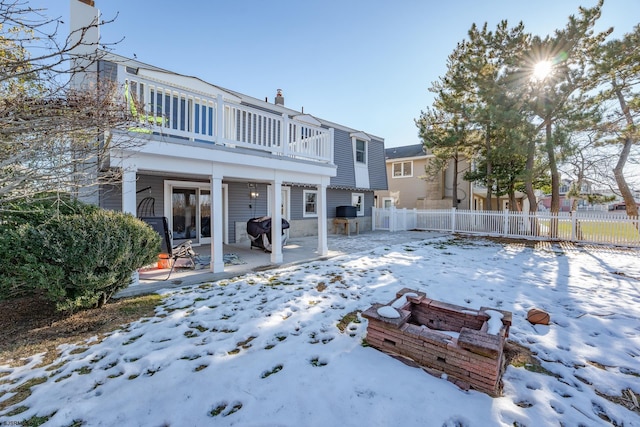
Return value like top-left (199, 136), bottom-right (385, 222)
top-left (117, 230), bottom-right (440, 298)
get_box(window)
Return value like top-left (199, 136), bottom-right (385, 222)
top-left (392, 161), bottom-right (412, 177)
top-left (352, 192), bottom-right (364, 217)
top-left (355, 139), bottom-right (366, 164)
top-left (303, 190), bottom-right (318, 217)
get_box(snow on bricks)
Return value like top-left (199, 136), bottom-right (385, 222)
top-left (362, 288), bottom-right (512, 396)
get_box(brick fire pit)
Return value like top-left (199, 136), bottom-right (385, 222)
top-left (362, 288), bottom-right (512, 396)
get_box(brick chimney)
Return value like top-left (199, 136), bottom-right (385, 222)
top-left (78, 0), bottom-right (95, 6)
top-left (275, 89), bottom-right (284, 106)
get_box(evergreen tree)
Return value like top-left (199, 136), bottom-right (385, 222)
top-left (592, 23), bottom-right (640, 218)
top-left (416, 108), bottom-right (473, 208)
top-left (517, 1), bottom-right (610, 219)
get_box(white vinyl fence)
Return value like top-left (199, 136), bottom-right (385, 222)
top-left (372, 207), bottom-right (640, 248)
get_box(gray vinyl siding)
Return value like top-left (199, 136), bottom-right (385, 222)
top-left (330, 128), bottom-right (355, 188)
top-left (136, 175), bottom-right (166, 217)
top-left (289, 186), bottom-right (305, 220)
top-left (327, 189), bottom-right (375, 217)
top-left (368, 138), bottom-right (388, 190)
top-left (326, 188), bottom-right (352, 218)
top-left (288, 186), bottom-right (374, 219)
top-left (227, 181), bottom-right (269, 243)
top-left (289, 186), bottom-right (353, 219)
top-left (364, 192), bottom-right (374, 216)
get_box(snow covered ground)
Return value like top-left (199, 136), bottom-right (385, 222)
top-left (1, 234), bottom-right (639, 426)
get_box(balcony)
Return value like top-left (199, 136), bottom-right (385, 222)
top-left (121, 68), bottom-right (334, 164)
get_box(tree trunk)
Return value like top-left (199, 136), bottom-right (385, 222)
top-left (451, 152), bottom-right (459, 208)
top-left (545, 119), bottom-right (560, 238)
top-left (613, 88), bottom-right (639, 219)
top-left (570, 166), bottom-right (585, 212)
top-left (570, 195), bottom-right (579, 212)
top-left (484, 123), bottom-right (493, 211)
top-left (508, 191), bottom-right (517, 212)
top-left (524, 139), bottom-right (538, 213)
top-left (546, 120), bottom-right (560, 214)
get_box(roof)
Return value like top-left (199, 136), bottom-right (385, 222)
top-left (385, 144), bottom-right (426, 160)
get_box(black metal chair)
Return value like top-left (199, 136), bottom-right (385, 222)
top-left (140, 216), bottom-right (196, 280)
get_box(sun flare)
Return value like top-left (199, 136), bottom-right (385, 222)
top-left (533, 60), bottom-right (553, 81)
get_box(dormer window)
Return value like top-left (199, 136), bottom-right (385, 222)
top-left (350, 131), bottom-right (371, 189)
top-left (355, 139), bottom-right (366, 164)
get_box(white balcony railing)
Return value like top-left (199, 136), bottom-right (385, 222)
top-left (122, 74), bottom-right (333, 163)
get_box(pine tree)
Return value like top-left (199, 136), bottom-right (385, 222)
top-left (518, 1), bottom-right (610, 218)
top-left (592, 24), bottom-right (640, 218)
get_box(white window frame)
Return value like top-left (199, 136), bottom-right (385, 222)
top-left (355, 139), bottom-right (367, 164)
top-left (392, 161), bottom-right (413, 178)
top-left (303, 189), bottom-right (318, 218)
top-left (352, 192), bottom-right (365, 217)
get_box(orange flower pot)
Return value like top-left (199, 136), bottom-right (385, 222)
top-left (157, 253), bottom-right (172, 269)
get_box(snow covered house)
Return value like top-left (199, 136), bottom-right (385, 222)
top-left (69, 0), bottom-right (387, 273)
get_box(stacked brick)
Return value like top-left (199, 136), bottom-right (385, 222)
top-left (362, 288), bottom-right (512, 396)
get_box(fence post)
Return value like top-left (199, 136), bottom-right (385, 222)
top-left (390, 206), bottom-right (396, 232)
top-left (412, 208), bottom-right (417, 229)
top-left (451, 207), bottom-right (456, 233)
top-left (503, 208), bottom-right (509, 236)
top-left (372, 207), bottom-right (377, 231)
top-left (570, 211), bottom-right (577, 241)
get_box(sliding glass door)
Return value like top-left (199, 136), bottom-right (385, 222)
top-left (171, 187), bottom-right (211, 245)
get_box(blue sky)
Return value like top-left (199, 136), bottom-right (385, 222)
top-left (37, 1), bottom-right (640, 148)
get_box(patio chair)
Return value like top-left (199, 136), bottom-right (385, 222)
top-left (137, 197), bottom-right (155, 217)
top-left (140, 216), bottom-right (196, 280)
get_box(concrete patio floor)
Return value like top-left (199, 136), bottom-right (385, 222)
top-left (116, 230), bottom-right (447, 298)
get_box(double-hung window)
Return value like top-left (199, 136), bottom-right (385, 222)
top-left (355, 139), bottom-right (367, 164)
top-left (303, 190), bottom-right (318, 217)
top-left (392, 161), bottom-right (412, 178)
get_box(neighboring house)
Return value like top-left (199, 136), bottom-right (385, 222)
top-left (471, 184), bottom-right (528, 211)
top-left (538, 179), bottom-right (595, 212)
top-left (375, 144), bottom-right (471, 210)
top-left (69, 0), bottom-right (387, 273)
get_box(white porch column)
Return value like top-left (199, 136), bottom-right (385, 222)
top-left (121, 166), bottom-right (137, 215)
top-left (317, 180), bottom-right (328, 256)
top-left (210, 175), bottom-right (224, 273)
top-left (270, 180), bottom-right (283, 263)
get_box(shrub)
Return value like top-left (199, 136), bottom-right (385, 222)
top-left (0, 202), bottom-right (160, 312)
top-left (0, 192), bottom-right (99, 227)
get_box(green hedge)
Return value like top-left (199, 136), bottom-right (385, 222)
top-left (0, 200), bottom-right (161, 312)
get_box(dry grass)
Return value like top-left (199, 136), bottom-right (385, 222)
top-left (503, 341), bottom-right (558, 377)
top-left (337, 310), bottom-right (361, 333)
top-left (0, 294), bottom-right (163, 367)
